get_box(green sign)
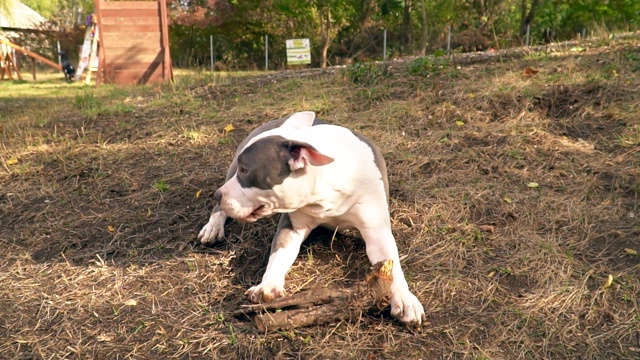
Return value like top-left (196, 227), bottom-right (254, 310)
top-left (286, 38), bottom-right (311, 65)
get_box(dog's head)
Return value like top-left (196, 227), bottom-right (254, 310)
top-left (215, 113), bottom-right (334, 222)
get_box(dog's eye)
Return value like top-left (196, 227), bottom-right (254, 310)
top-left (238, 166), bottom-right (248, 175)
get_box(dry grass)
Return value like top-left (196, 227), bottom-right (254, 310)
top-left (1, 38), bottom-right (639, 359)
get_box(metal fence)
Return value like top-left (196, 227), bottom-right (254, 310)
top-left (202, 24), bottom-right (635, 71)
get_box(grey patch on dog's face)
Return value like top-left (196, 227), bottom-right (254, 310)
top-left (236, 135), bottom-right (292, 190)
top-left (225, 117), bottom-right (328, 182)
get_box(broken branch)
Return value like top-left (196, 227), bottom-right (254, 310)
top-left (234, 259), bottom-right (395, 331)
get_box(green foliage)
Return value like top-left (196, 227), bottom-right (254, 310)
top-left (73, 91), bottom-right (100, 111)
top-left (21, 0), bottom-right (94, 23)
top-left (409, 51), bottom-right (449, 76)
top-left (536, 0), bottom-right (640, 40)
top-left (344, 62), bottom-right (390, 86)
top-left (13, 0), bottom-right (625, 70)
top-left (624, 51), bottom-right (640, 72)
top-left (73, 91), bottom-right (135, 118)
top-left (153, 179), bottom-right (169, 193)
top-left (12, 0), bottom-right (640, 71)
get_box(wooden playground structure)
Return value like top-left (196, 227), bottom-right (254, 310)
top-left (95, 0), bottom-right (172, 85)
top-left (0, 38), bottom-right (62, 80)
top-left (1, 0), bottom-right (172, 85)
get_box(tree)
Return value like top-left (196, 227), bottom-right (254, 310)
top-left (520, 0), bottom-right (540, 36)
top-left (418, 0), bottom-right (427, 55)
top-left (313, 0), bottom-right (356, 68)
top-left (400, 0), bottom-right (412, 52)
top-left (317, 1), bottom-right (333, 68)
top-left (20, 0), bottom-right (93, 24)
top-left (163, 0), bottom-right (640, 69)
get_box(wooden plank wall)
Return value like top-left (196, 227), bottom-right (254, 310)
top-left (95, 0), bottom-right (172, 85)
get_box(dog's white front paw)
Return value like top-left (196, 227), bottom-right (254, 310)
top-left (198, 212), bottom-right (226, 243)
top-left (390, 288), bottom-right (426, 326)
top-left (245, 280), bottom-right (286, 303)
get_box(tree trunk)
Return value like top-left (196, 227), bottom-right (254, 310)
top-left (520, 0), bottom-right (540, 36)
top-left (401, 0), bottom-right (412, 53)
top-left (419, 0), bottom-right (428, 56)
top-left (319, 5), bottom-right (332, 68)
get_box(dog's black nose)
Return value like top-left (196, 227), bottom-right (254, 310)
top-left (213, 190), bottom-right (222, 203)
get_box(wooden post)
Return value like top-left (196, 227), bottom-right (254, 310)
top-left (5, 54), bottom-right (12, 79)
top-left (0, 51), bottom-right (5, 80)
top-left (12, 52), bottom-right (22, 80)
top-left (6, 53), bottom-right (13, 79)
top-left (159, 0), bottom-right (172, 81)
top-left (31, 57), bottom-right (36, 80)
top-left (4, 52), bottom-right (22, 80)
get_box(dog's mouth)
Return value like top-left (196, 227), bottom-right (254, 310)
top-left (243, 205), bottom-right (267, 222)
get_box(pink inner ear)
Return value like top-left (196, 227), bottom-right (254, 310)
top-left (288, 146), bottom-right (334, 171)
top-left (301, 147), bottom-right (334, 166)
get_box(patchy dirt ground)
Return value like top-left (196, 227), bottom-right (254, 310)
top-left (1, 39), bottom-right (640, 359)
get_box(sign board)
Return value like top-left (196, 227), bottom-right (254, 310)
top-left (286, 38), bottom-right (311, 65)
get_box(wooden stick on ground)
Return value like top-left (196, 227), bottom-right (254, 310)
top-left (234, 259), bottom-right (395, 332)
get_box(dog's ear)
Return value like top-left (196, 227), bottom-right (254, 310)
top-left (281, 111), bottom-right (316, 129)
top-left (284, 140), bottom-right (334, 171)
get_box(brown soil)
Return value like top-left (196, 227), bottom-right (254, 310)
top-left (1, 40), bottom-right (639, 359)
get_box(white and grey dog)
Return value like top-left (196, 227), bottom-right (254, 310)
top-left (198, 111), bottom-right (425, 325)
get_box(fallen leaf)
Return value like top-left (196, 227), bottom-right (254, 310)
top-left (488, 271), bottom-right (496, 278)
top-left (6, 158), bottom-right (19, 165)
top-left (503, 196), bottom-right (512, 203)
top-left (467, 93), bottom-right (475, 98)
top-left (195, 189), bottom-right (203, 199)
top-left (603, 274), bottom-right (613, 289)
top-left (97, 334), bottom-right (113, 342)
top-left (624, 248), bottom-right (637, 256)
top-left (224, 124), bottom-right (235, 132)
top-left (124, 299), bottom-right (137, 306)
top-left (522, 67), bottom-right (539, 77)
top-left (527, 182), bottom-right (539, 188)
top-left (107, 225), bottom-right (115, 232)
top-left (455, 120), bottom-right (465, 126)
top-left (477, 225), bottom-right (495, 233)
